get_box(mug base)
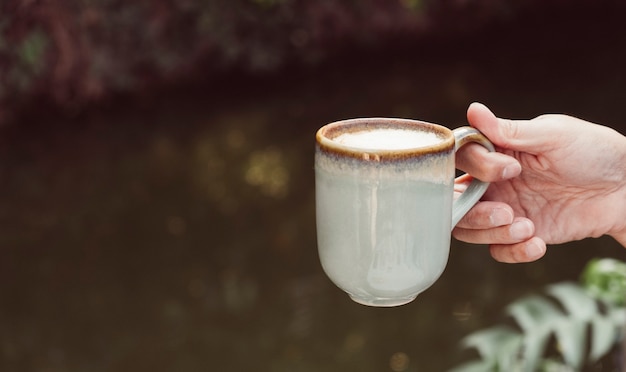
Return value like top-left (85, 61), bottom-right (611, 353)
top-left (349, 294), bottom-right (417, 307)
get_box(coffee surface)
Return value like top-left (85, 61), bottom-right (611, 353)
top-left (333, 129), bottom-right (442, 150)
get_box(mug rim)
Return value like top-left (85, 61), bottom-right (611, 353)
top-left (316, 117), bottom-right (455, 160)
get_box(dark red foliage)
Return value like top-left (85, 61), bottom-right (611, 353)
top-left (0, 0), bottom-right (620, 124)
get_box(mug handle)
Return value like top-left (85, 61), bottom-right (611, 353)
top-left (451, 127), bottom-right (495, 228)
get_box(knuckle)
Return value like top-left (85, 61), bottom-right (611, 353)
top-left (500, 119), bottom-right (519, 148)
top-left (533, 113), bottom-right (560, 121)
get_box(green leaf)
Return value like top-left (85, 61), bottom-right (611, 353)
top-left (506, 296), bottom-right (564, 372)
top-left (552, 318), bottom-right (586, 369)
top-left (540, 358), bottom-right (576, 371)
top-left (507, 295), bottom-right (563, 332)
top-left (460, 326), bottom-right (524, 371)
top-left (589, 314), bottom-right (617, 362)
top-left (461, 326), bottom-right (520, 361)
top-left (520, 330), bottom-right (551, 372)
top-left (608, 306), bottom-right (626, 327)
top-left (582, 258), bottom-right (626, 306)
top-left (545, 282), bottom-right (599, 369)
top-left (547, 282), bottom-right (598, 320)
top-left (495, 331), bottom-right (524, 371)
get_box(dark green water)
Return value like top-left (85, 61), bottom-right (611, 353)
top-left (2, 9), bottom-right (626, 372)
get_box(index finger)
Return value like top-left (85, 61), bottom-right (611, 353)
top-left (456, 142), bottom-right (521, 182)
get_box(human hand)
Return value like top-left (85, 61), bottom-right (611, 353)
top-left (453, 102), bottom-right (626, 263)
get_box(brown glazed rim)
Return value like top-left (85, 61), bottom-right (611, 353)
top-left (316, 118), bottom-right (455, 161)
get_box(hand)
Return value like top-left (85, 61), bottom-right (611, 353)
top-left (453, 103), bottom-right (626, 263)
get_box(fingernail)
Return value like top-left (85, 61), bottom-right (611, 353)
top-left (489, 208), bottom-right (513, 226)
top-left (510, 220), bottom-right (533, 241)
top-left (502, 162), bottom-right (521, 179)
top-left (524, 240), bottom-right (545, 261)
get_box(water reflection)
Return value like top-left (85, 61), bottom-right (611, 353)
top-left (245, 147), bottom-right (289, 198)
top-left (390, 351), bottom-right (410, 372)
top-left (2, 13), bottom-right (626, 372)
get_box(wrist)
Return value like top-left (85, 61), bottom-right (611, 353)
top-left (610, 194), bottom-right (626, 247)
top-left (610, 226), bottom-right (626, 247)
top-left (610, 133), bottom-right (626, 248)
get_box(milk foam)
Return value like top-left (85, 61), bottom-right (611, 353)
top-left (334, 129), bottom-right (442, 150)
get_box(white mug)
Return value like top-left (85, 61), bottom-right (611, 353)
top-left (315, 118), bottom-right (494, 307)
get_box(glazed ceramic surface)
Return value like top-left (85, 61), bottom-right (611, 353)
top-left (315, 118), bottom-right (493, 306)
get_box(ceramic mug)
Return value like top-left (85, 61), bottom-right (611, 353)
top-left (315, 118), bottom-right (494, 307)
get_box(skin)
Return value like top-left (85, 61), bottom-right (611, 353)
top-left (453, 102), bottom-right (626, 263)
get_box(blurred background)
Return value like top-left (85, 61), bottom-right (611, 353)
top-left (1, 0), bottom-right (626, 371)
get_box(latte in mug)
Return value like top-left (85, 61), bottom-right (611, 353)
top-left (333, 129), bottom-right (442, 150)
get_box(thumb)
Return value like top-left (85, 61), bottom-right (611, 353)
top-left (466, 102), bottom-right (555, 154)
